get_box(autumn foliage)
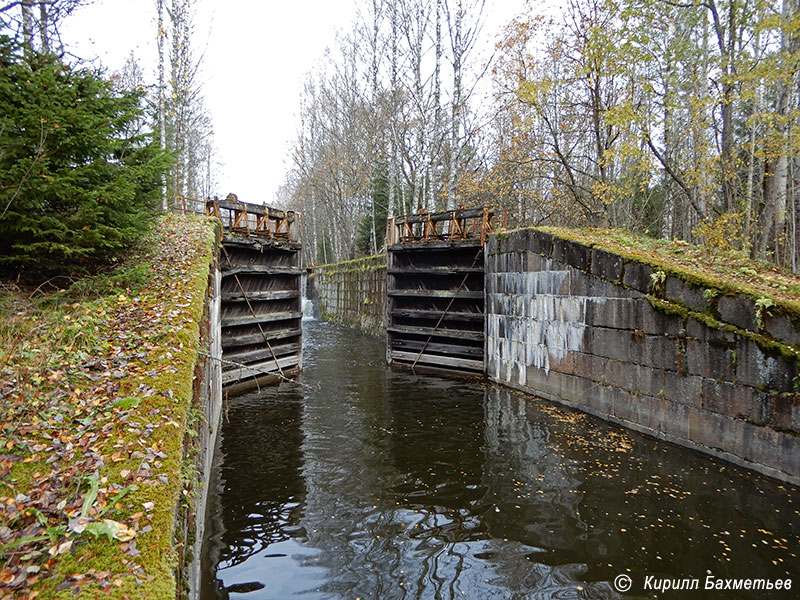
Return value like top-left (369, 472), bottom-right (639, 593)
top-left (0, 215), bottom-right (218, 599)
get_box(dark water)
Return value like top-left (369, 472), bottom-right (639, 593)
top-left (201, 321), bottom-right (799, 599)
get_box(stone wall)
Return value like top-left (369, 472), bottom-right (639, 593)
top-left (187, 267), bottom-right (222, 599)
top-left (310, 254), bottom-right (387, 337)
top-left (486, 228), bottom-right (800, 486)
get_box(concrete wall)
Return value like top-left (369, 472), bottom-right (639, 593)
top-left (310, 254), bottom-right (387, 337)
top-left (486, 229), bottom-right (800, 486)
top-left (187, 267), bottom-right (222, 599)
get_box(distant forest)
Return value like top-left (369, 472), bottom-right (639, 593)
top-left (283, 0), bottom-right (800, 275)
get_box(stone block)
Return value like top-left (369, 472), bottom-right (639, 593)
top-left (744, 425), bottom-right (781, 472)
top-left (763, 313), bottom-right (800, 348)
top-left (699, 378), bottom-right (750, 418)
top-left (776, 432), bottom-right (800, 480)
top-left (717, 295), bottom-right (757, 331)
top-left (735, 337), bottom-right (798, 391)
top-left (565, 269), bottom-right (594, 296)
top-left (612, 389), bottom-right (651, 426)
top-left (529, 230), bottom-right (554, 257)
top-left (523, 365), bottom-right (576, 400)
top-left (649, 396), bottom-right (690, 440)
top-left (645, 335), bottom-right (682, 372)
top-left (486, 235), bottom-right (498, 256)
top-left (588, 384), bottom-right (617, 416)
top-left (759, 391), bottom-right (800, 431)
top-left (584, 298), bottom-right (639, 330)
top-left (552, 237), bottom-right (591, 271)
top-left (657, 371), bottom-right (703, 408)
top-left (640, 301), bottom-right (685, 336)
top-left (573, 275), bottom-right (629, 299)
top-left (665, 276), bottom-right (709, 313)
top-left (507, 229), bottom-right (530, 253)
top-left (622, 261), bottom-right (653, 294)
top-left (525, 251), bottom-right (549, 272)
top-left (686, 317), bottom-right (712, 341)
top-left (688, 408), bottom-right (743, 456)
top-left (685, 339), bottom-right (736, 381)
top-left (591, 247), bottom-right (624, 282)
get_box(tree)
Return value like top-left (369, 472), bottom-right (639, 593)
top-left (1, 0), bottom-right (86, 55)
top-left (158, 0), bottom-right (214, 206)
top-left (0, 36), bottom-right (170, 274)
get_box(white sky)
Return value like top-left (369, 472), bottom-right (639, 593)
top-left (61, 0), bottom-right (530, 205)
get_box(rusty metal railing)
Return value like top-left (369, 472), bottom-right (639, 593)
top-left (386, 207), bottom-right (496, 247)
top-left (205, 197), bottom-right (301, 244)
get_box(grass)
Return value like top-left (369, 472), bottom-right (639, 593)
top-left (0, 213), bottom-right (219, 600)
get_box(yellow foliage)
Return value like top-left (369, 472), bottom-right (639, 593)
top-left (693, 211), bottom-right (748, 252)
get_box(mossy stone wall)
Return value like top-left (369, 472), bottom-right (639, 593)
top-left (487, 228), bottom-right (800, 486)
top-left (311, 254), bottom-right (387, 337)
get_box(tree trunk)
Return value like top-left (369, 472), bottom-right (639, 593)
top-left (755, 0), bottom-right (792, 260)
top-left (447, 0), bottom-right (463, 211)
top-left (157, 0), bottom-right (167, 210)
top-left (37, 1), bottom-right (49, 53)
top-left (389, 0), bottom-right (398, 217)
top-left (431, 0), bottom-right (443, 210)
top-left (21, 1), bottom-right (34, 56)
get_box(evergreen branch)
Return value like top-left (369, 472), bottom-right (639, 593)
top-left (0, 124), bottom-right (47, 222)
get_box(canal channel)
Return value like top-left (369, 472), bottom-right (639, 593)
top-left (200, 320), bottom-right (799, 599)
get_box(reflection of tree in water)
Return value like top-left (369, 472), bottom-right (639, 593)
top-left (482, 387), bottom-right (800, 597)
top-left (202, 323), bottom-right (800, 600)
top-left (201, 385), bottom-right (307, 597)
top-left (383, 375), bottom-right (488, 599)
top-left (481, 387), bottom-right (620, 598)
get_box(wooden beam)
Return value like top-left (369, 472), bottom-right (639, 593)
top-left (222, 237), bottom-right (301, 252)
top-left (389, 350), bottom-right (483, 371)
top-left (390, 309), bottom-right (484, 321)
top-left (222, 290), bottom-right (300, 302)
top-left (387, 325), bottom-right (483, 341)
top-left (222, 355), bottom-right (300, 385)
top-left (224, 343), bottom-right (301, 365)
top-left (388, 267), bottom-right (483, 275)
top-left (221, 266), bottom-right (303, 277)
top-left (221, 327), bottom-right (301, 348)
top-left (389, 338), bottom-right (483, 356)
top-left (388, 240), bottom-right (483, 251)
top-left (212, 198), bottom-right (295, 219)
top-left (388, 289), bottom-right (484, 299)
top-left (222, 311), bottom-right (302, 327)
top-left (395, 208), bottom-right (489, 224)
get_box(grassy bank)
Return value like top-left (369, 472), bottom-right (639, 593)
top-left (0, 214), bottom-right (219, 599)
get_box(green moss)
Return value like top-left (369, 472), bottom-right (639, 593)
top-left (646, 295), bottom-right (690, 321)
top-left (535, 226), bottom-right (800, 320)
top-left (0, 214), bottom-right (219, 600)
top-left (646, 294), bottom-right (800, 363)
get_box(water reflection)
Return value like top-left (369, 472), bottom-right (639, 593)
top-left (201, 321), bottom-right (799, 599)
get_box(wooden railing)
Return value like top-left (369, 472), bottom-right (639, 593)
top-left (386, 207), bottom-right (495, 247)
top-left (205, 197), bottom-right (301, 244)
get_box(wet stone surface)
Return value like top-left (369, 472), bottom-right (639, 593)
top-left (201, 321), bottom-right (799, 599)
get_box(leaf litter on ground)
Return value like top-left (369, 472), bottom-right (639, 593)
top-left (0, 214), bottom-right (218, 599)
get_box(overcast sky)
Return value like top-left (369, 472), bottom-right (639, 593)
top-left (61, 0), bottom-right (530, 205)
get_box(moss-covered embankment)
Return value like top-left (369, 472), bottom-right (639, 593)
top-left (487, 226), bottom-right (800, 485)
top-left (0, 214), bottom-right (220, 599)
top-left (310, 254), bottom-right (387, 337)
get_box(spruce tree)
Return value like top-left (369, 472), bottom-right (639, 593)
top-left (0, 36), bottom-right (170, 276)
